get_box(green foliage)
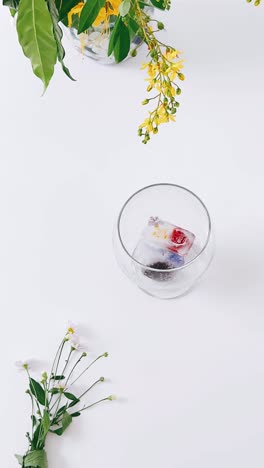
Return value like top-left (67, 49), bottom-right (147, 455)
top-left (47, 0), bottom-right (75, 80)
top-left (31, 415), bottom-right (37, 426)
top-left (56, 405), bottom-right (67, 417)
top-left (41, 410), bottom-right (51, 439)
top-left (108, 16), bottom-right (130, 62)
top-left (108, 16), bottom-right (122, 56)
top-left (50, 375), bottom-right (65, 380)
top-left (32, 424), bottom-right (42, 450)
top-left (62, 411), bottom-right (72, 432)
top-left (71, 411), bottom-right (81, 417)
top-left (113, 19), bottom-right (130, 63)
top-left (127, 17), bottom-right (141, 40)
top-left (24, 450), bottom-right (48, 468)
top-left (149, 0), bottom-right (166, 9)
top-left (64, 392), bottom-right (80, 402)
top-left (68, 398), bottom-right (80, 408)
top-left (56, 0), bottom-right (80, 19)
top-left (49, 387), bottom-right (59, 394)
top-left (78, 0), bottom-right (105, 33)
top-left (16, 0), bottom-right (57, 91)
top-left (53, 411), bottom-right (72, 435)
top-left (3, 0), bottom-right (19, 8)
top-left (29, 379), bottom-right (46, 406)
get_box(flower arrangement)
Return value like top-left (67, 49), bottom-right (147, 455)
top-left (3, 0), bottom-right (261, 141)
top-left (15, 323), bottom-right (114, 468)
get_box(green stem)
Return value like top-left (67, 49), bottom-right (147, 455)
top-left (78, 378), bottom-right (103, 400)
top-left (63, 352), bottom-right (86, 389)
top-left (68, 354), bottom-right (107, 388)
top-left (29, 393), bottom-right (35, 443)
top-left (48, 338), bottom-right (65, 392)
top-left (50, 349), bottom-right (74, 421)
top-left (79, 397), bottom-right (110, 413)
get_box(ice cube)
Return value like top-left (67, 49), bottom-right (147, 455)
top-left (133, 240), bottom-right (184, 281)
top-left (134, 240), bottom-right (184, 268)
top-left (143, 216), bottom-right (195, 256)
top-left (132, 217), bottom-right (195, 282)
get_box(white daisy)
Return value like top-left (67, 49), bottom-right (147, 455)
top-left (65, 321), bottom-right (78, 339)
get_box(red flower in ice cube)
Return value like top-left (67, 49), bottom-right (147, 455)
top-left (171, 229), bottom-right (187, 245)
top-left (169, 228), bottom-right (194, 255)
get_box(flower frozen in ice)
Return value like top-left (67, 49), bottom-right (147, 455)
top-left (15, 360), bottom-right (30, 371)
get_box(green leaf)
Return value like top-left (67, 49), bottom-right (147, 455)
top-left (64, 392), bottom-right (79, 402)
top-left (50, 375), bottom-right (65, 380)
top-left (24, 450), bottom-right (48, 468)
top-left (149, 0), bottom-right (166, 10)
top-left (71, 411), bottom-right (81, 417)
top-left (32, 424), bottom-right (41, 450)
top-left (41, 410), bottom-right (50, 438)
top-left (108, 15), bottom-right (121, 56)
top-left (56, 405), bottom-right (67, 417)
top-left (56, 0), bottom-right (79, 20)
top-left (49, 387), bottom-right (59, 394)
top-left (3, 0), bottom-right (19, 8)
top-left (62, 411), bottom-right (72, 433)
top-left (51, 411), bottom-right (72, 436)
top-left (51, 427), bottom-right (63, 435)
top-left (31, 414), bottom-right (37, 426)
top-left (68, 398), bottom-right (80, 408)
top-left (47, 0), bottom-right (75, 80)
top-left (16, 0), bottom-right (58, 91)
top-left (119, 0), bottom-right (130, 16)
top-left (127, 17), bottom-right (140, 36)
top-left (15, 454), bottom-right (24, 465)
top-left (29, 379), bottom-right (46, 406)
top-left (114, 19), bottom-right (130, 63)
top-left (78, 0), bottom-right (105, 34)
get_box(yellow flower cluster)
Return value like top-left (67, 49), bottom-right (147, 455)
top-left (142, 50), bottom-right (183, 92)
top-left (68, 0), bottom-right (122, 28)
top-left (139, 48), bottom-right (184, 143)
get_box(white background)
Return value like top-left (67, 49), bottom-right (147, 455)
top-left (1, 0), bottom-right (264, 466)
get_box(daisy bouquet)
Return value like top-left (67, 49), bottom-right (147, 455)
top-left (15, 323), bottom-right (114, 468)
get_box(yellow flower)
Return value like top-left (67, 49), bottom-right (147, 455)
top-left (68, 0), bottom-right (122, 29)
top-left (139, 116), bottom-right (153, 132)
top-left (165, 49), bottom-right (182, 61)
top-left (93, 0), bottom-right (122, 26)
top-left (68, 2), bottom-right (84, 28)
top-left (93, 7), bottom-right (108, 26)
top-left (152, 227), bottom-right (168, 240)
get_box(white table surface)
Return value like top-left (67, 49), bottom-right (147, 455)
top-left (1, 0), bottom-right (264, 466)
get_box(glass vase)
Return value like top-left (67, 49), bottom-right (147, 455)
top-left (66, 7), bottom-right (153, 64)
